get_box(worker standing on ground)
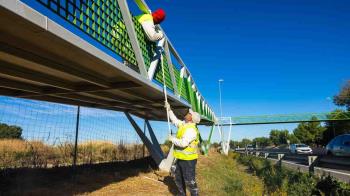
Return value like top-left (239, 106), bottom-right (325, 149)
top-left (165, 102), bottom-right (201, 196)
top-left (136, 8), bottom-right (165, 42)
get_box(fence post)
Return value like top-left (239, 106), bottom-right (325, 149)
top-left (308, 156), bottom-right (318, 173)
top-left (73, 106), bottom-right (80, 167)
top-left (255, 152), bottom-right (260, 157)
top-left (278, 153), bottom-right (284, 167)
top-left (143, 120), bottom-right (146, 158)
top-left (264, 152), bottom-right (269, 158)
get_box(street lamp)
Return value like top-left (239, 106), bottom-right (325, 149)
top-left (218, 79), bottom-right (224, 118)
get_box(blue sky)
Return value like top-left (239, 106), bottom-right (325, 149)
top-left (1, 0), bottom-right (349, 143)
top-left (137, 0), bottom-right (350, 140)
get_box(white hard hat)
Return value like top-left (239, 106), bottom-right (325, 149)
top-left (189, 109), bottom-right (201, 124)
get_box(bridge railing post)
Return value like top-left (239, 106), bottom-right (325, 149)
top-left (117, 0), bottom-right (148, 78)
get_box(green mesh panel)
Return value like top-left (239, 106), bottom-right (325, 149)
top-left (36, 0), bottom-right (138, 71)
top-left (173, 68), bottom-right (189, 101)
top-left (154, 56), bottom-right (174, 90)
top-left (132, 17), bottom-right (157, 69)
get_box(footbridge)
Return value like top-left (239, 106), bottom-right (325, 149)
top-left (0, 0), bottom-right (216, 123)
top-left (215, 111), bottom-right (350, 155)
top-left (218, 111), bottom-right (350, 126)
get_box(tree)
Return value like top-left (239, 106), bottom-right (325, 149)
top-left (240, 138), bottom-right (252, 147)
top-left (319, 81), bottom-right (350, 145)
top-left (333, 80), bottom-right (350, 110)
top-left (252, 137), bottom-right (272, 148)
top-left (269, 129), bottom-right (289, 146)
top-left (287, 134), bottom-right (300, 144)
top-left (293, 116), bottom-right (326, 145)
top-left (0, 123), bottom-right (23, 139)
top-left (269, 130), bottom-right (280, 146)
top-left (322, 110), bottom-right (350, 145)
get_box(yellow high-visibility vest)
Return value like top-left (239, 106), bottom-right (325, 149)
top-left (135, 14), bottom-right (153, 24)
top-left (173, 123), bottom-right (199, 160)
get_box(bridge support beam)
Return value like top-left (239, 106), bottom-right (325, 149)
top-left (125, 112), bottom-right (164, 165)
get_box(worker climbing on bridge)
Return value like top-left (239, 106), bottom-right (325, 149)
top-left (135, 8), bottom-right (165, 42)
top-left (165, 102), bottom-right (201, 196)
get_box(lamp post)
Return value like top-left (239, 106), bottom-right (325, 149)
top-left (218, 79), bottom-right (224, 118)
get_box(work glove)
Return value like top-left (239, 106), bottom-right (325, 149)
top-left (157, 45), bottom-right (165, 54)
top-left (164, 101), bottom-right (171, 111)
top-left (168, 135), bottom-right (176, 143)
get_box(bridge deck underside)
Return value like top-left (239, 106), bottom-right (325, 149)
top-left (0, 4), bottom-right (193, 122)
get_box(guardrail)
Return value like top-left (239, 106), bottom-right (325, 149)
top-left (235, 150), bottom-right (350, 183)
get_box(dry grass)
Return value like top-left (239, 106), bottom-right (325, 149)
top-left (1, 148), bottom-right (266, 195)
top-left (84, 150), bottom-right (265, 195)
top-left (0, 139), bottom-right (148, 169)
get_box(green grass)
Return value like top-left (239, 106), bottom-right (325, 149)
top-left (197, 151), bottom-right (264, 196)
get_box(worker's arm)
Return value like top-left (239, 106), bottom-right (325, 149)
top-left (165, 102), bottom-right (184, 127)
top-left (141, 21), bottom-right (164, 42)
top-left (168, 109), bottom-right (184, 128)
top-left (170, 128), bottom-right (196, 148)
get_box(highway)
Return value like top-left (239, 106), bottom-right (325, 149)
top-left (235, 148), bottom-right (350, 183)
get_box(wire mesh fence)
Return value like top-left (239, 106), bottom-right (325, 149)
top-left (0, 96), bottom-right (169, 169)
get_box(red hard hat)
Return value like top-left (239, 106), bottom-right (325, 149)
top-left (152, 9), bottom-right (166, 24)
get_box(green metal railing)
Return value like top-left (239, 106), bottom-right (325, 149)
top-left (36, 0), bottom-right (138, 70)
top-left (29, 0), bottom-right (215, 122)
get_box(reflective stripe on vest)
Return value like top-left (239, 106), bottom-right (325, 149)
top-left (135, 14), bottom-right (153, 23)
top-left (173, 123), bottom-right (199, 160)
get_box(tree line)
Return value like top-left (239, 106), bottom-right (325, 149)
top-left (231, 80), bottom-right (350, 148)
top-left (0, 123), bottom-right (22, 139)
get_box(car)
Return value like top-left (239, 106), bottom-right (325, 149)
top-left (245, 144), bottom-right (254, 151)
top-left (290, 144), bottom-right (313, 154)
top-left (326, 134), bottom-right (350, 157)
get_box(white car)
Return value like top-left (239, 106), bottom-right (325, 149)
top-left (290, 144), bottom-right (313, 154)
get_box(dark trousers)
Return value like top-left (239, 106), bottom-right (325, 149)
top-left (174, 159), bottom-right (198, 196)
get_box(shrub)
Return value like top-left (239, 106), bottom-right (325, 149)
top-left (315, 175), bottom-right (350, 196)
top-left (0, 123), bottom-right (22, 139)
top-left (235, 153), bottom-right (350, 195)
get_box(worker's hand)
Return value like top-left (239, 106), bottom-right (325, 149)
top-left (157, 45), bottom-right (164, 54)
top-left (164, 101), bottom-right (171, 111)
top-left (168, 135), bottom-right (176, 142)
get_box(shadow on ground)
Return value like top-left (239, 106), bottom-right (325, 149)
top-left (162, 176), bottom-right (179, 195)
top-left (0, 157), bottom-right (161, 195)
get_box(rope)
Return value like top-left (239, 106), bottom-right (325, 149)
top-left (178, 68), bottom-right (184, 98)
top-left (160, 52), bottom-right (172, 137)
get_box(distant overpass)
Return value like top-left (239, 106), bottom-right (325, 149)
top-left (218, 111), bottom-right (350, 126)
